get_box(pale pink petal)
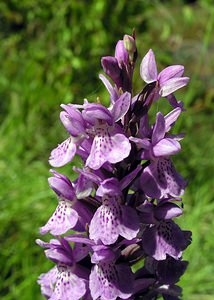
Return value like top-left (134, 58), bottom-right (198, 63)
top-left (152, 112), bottom-right (166, 145)
top-left (153, 138), bottom-right (181, 157)
top-left (38, 266), bottom-right (58, 299)
top-left (99, 74), bottom-right (119, 104)
top-left (119, 206), bottom-right (140, 240)
top-left (111, 92), bottom-right (131, 122)
top-left (155, 203), bottom-right (183, 220)
top-left (164, 107), bottom-right (182, 132)
top-left (159, 77), bottom-right (190, 97)
top-left (158, 65), bottom-right (184, 85)
top-left (140, 49), bottom-right (158, 83)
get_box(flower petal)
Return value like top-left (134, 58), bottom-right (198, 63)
top-left (111, 92), bottom-right (131, 122)
top-left (89, 265), bottom-right (102, 300)
top-left (49, 138), bottom-right (76, 167)
top-left (157, 257), bottom-right (188, 285)
top-left (74, 173), bottom-right (94, 199)
top-left (120, 165), bottom-right (142, 190)
top-left (83, 103), bottom-right (113, 126)
top-left (99, 74), bottom-right (119, 104)
top-left (158, 65), bottom-right (184, 85)
top-left (159, 77), bottom-right (190, 97)
top-left (91, 245), bottom-right (117, 264)
top-left (166, 94), bottom-right (185, 111)
top-left (60, 105), bottom-right (86, 137)
top-left (101, 56), bottom-right (122, 87)
top-left (40, 200), bottom-right (78, 235)
top-left (96, 177), bottom-right (121, 197)
top-left (119, 206), bottom-right (140, 240)
top-left (153, 138), bottom-right (181, 157)
top-left (140, 49), bottom-right (158, 83)
top-left (129, 137), bottom-right (151, 150)
top-left (152, 112), bottom-right (166, 145)
top-left (164, 107), bottom-right (182, 132)
top-left (155, 203), bottom-right (183, 220)
top-left (48, 173), bottom-right (75, 200)
top-left (115, 40), bottom-right (129, 66)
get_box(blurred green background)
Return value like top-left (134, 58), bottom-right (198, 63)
top-left (0, 0), bottom-right (213, 299)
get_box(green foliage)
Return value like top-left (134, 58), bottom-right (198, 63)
top-left (0, 0), bottom-right (213, 299)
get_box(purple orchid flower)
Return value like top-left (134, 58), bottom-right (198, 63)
top-left (140, 49), bottom-right (189, 105)
top-left (89, 178), bottom-right (139, 245)
top-left (48, 103), bottom-right (88, 168)
top-left (49, 93), bottom-right (132, 170)
top-left (134, 109), bottom-right (187, 199)
top-left (83, 96), bottom-right (132, 170)
top-left (134, 256), bottom-right (187, 300)
top-left (140, 157), bottom-right (187, 199)
top-left (37, 238), bottom-right (91, 300)
top-left (138, 200), bottom-right (191, 260)
top-left (40, 170), bottom-right (93, 235)
top-left (131, 108), bottom-right (183, 159)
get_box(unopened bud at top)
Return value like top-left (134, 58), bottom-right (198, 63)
top-left (115, 40), bottom-right (129, 67)
top-left (123, 34), bottom-right (136, 54)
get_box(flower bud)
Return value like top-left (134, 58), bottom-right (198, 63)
top-left (123, 34), bottom-right (136, 54)
top-left (115, 40), bottom-right (129, 66)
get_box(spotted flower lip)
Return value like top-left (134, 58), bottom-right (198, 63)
top-left (89, 262), bottom-right (134, 300)
top-left (89, 179), bottom-right (140, 245)
top-left (37, 238), bottom-right (91, 300)
top-left (37, 266), bottom-right (58, 299)
top-left (49, 137), bottom-right (77, 168)
top-left (51, 264), bottom-right (88, 300)
top-left (86, 124), bottom-right (131, 170)
top-left (141, 220), bottom-right (191, 260)
top-left (89, 195), bottom-right (139, 245)
top-left (140, 158), bottom-right (187, 199)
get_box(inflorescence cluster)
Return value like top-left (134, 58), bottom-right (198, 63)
top-left (37, 32), bottom-right (192, 300)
